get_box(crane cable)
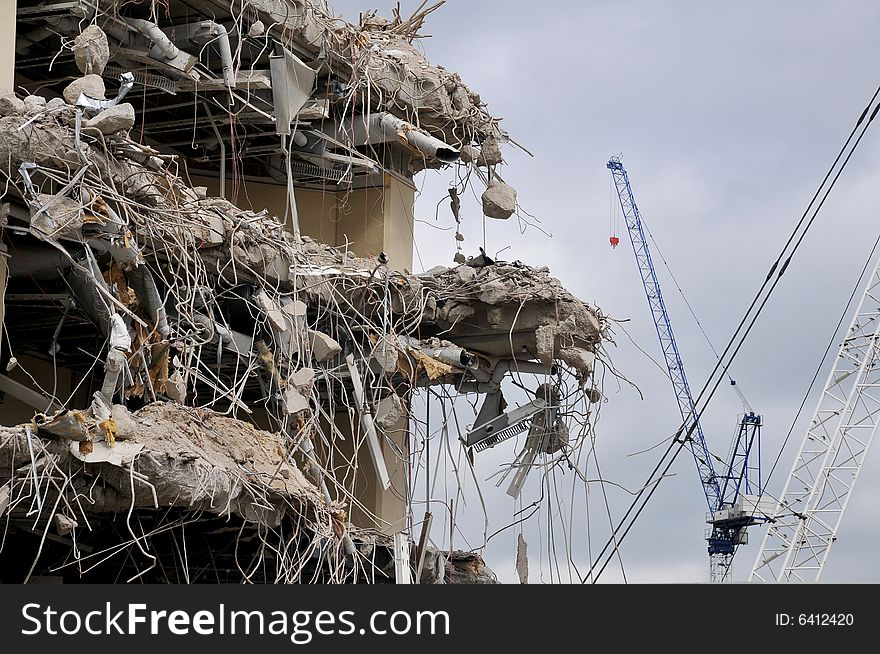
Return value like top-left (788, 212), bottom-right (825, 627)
top-left (582, 81), bottom-right (880, 584)
top-left (639, 213), bottom-right (753, 412)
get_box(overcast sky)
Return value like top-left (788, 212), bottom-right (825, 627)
top-left (335, 0), bottom-right (880, 583)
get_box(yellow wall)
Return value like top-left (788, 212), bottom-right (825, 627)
top-left (383, 176), bottom-right (417, 273)
top-left (191, 174), bottom-right (415, 271)
top-left (323, 410), bottom-right (409, 534)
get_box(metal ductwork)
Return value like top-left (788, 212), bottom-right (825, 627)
top-left (350, 112), bottom-right (461, 164)
top-left (67, 250), bottom-right (114, 337)
top-left (398, 336), bottom-right (477, 369)
top-left (8, 245), bottom-right (72, 279)
top-left (127, 265), bottom-right (170, 337)
top-left (178, 21), bottom-right (236, 88)
top-left (125, 18), bottom-right (180, 61)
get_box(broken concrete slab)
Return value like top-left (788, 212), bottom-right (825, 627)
top-left (255, 290), bottom-right (288, 332)
top-left (111, 404), bottom-right (139, 440)
top-left (165, 370), bottom-right (187, 404)
top-left (22, 95), bottom-right (47, 114)
top-left (85, 102), bottom-right (135, 135)
top-left (535, 325), bottom-right (556, 366)
top-left (308, 329), bottom-right (342, 363)
top-left (29, 193), bottom-right (84, 240)
top-left (63, 74), bottom-right (105, 105)
top-left (46, 97), bottom-right (66, 112)
top-left (455, 265), bottom-right (477, 284)
top-left (477, 277), bottom-right (510, 305)
top-left (0, 93), bottom-right (24, 116)
top-left (481, 177), bottom-right (517, 220)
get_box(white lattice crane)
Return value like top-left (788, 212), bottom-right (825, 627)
top-left (750, 256), bottom-right (880, 582)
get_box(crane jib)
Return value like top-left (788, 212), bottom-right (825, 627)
top-left (607, 158), bottom-right (722, 509)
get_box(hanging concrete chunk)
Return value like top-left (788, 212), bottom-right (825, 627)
top-left (72, 25), bottom-right (110, 76)
top-left (283, 299), bottom-right (308, 325)
top-left (291, 367), bottom-right (316, 391)
top-left (477, 137), bottom-right (504, 167)
top-left (371, 335), bottom-right (400, 373)
top-left (63, 74), bottom-right (105, 105)
top-left (516, 533), bottom-right (529, 584)
top-left (54, 514), bottom-right (78, 536)
top-left (308, 330), bottom-right (342, 363)
top-left (283, 386), bottom-right (309, 415)
top-left (459, 144), bottom-right (479, 164)
top-left (375, 394), bottom-right (406, 430)
top-left (559, 347), bottom-right (596, 380)
top-left (86, 103), bottom-right (136, 135)
top-left (481, 178), bottom-right (517, 219)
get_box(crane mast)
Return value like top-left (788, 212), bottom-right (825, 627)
top-left (608, 156), bottom-right (767, 582)
top-left (750, 253), bottom-right (880, 582)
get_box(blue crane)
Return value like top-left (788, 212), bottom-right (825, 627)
top-left (608, 156), bottom-right (767, 582)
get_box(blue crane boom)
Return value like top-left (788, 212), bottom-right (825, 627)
top-left (608, 156), bottom-right (766, 582)
top-left (607, 157), bottom-right (721, 508)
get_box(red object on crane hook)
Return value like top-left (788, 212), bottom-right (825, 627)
top-left (610, 236), bottom-right (621, 248)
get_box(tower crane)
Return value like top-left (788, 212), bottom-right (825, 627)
top-left (608, 156), bottom-right (771, 582)
top-left (750, 252), bottom-right (880, 582)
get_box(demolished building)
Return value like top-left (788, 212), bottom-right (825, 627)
top-left (0, 0), bottom-right (608, 583)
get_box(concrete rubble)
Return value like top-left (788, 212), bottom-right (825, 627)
top-left (0, 0), bottom-right (611, 585)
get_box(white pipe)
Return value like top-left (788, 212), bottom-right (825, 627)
top-left (203, 101), bottom-right (226, 199)
top-left (186, 21), bottom-right (236, 88)
top-left (205, 22), bottom-right (236, 89)
top-left (126, 18), bottom-right (179, 61)
top-left (370, 113), bottom-right (460, 164)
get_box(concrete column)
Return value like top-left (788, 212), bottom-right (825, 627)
top-left (374, 412), bottom-right (409, 534)
top-left (382, 174), bottom-right (415, 272)
top-left (0, 1), bottom-right (16, 93)
top-left (0, 2), bottom-right (14, 358)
